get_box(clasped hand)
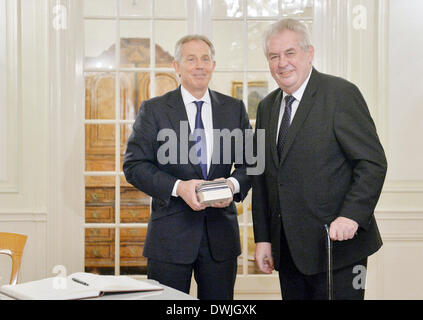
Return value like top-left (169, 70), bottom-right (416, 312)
top-left (176, 178), bottom-right (234, 211)
top-left (329, 216), bottom-right (359, 241)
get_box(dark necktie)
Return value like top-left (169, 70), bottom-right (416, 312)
top-left (193, 101), bottom-right (208, 179)
top-left (277, 95), bottom-right (295, 160)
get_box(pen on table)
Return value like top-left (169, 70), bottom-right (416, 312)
top-left (72, 277), bottom-right (89, 286)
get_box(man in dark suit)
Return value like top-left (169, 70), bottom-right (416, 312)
top-left (252, 19), bottom-right (387, 300)
top-left (123, 35), bottom-right (251, 300)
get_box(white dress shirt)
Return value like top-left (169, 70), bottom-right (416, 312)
top-left (171, 85), bottom-right (240, 197)
top-left (276, 69), bottom-right (313, 142)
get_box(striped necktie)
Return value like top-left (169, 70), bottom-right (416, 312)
top-left (193, 100), bottom-right (208, 179)
top-left (277, 95), bottom-right (295, 160)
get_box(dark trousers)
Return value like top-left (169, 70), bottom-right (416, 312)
top-left (147, 222), bottom-right (237, 300)
top-left (278, 224), bottom-right (367, 300)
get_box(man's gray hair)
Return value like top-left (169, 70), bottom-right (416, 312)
top-left (263, 18), bottom-right (312, 57)
top-left (174, 34), bottom-right (215, 62)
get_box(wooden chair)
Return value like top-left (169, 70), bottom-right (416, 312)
top-left (0, 232), bottom-right (27, 285)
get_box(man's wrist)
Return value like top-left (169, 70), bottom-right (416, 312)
top-left (172, 179), bottom-right (181, 197)
top-left (227, 177), bottom-right (240, 194)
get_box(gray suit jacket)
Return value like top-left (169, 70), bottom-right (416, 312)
top-left (124, 86), bottom-right (251, 264)
top-left (252, 68), bottom-right (387, 275)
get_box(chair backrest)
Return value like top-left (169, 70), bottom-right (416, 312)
top-left (0, 232), bottom-right (27, 285)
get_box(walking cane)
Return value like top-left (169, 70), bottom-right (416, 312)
top-left (324, 224), bottom-right (333, 300)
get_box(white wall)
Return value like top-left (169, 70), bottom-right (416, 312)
top-left (0, 0), bottom-right (49, 284)
top-left (0, 0), bottom-right (7, 183)
top-left (387, 0), bottom-right (423, 181)
top-left (368, 0), bottom-right (423, 300)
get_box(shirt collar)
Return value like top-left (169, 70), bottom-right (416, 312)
top-left (180, 85), bottom-right (211, 106)
top-left (283, 68), bottom-right (313, 103)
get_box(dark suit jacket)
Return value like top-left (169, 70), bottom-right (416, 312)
top-left (124, 86), bottom-right (251, 264)
top-left (252, 68), bottom-right (387, 275)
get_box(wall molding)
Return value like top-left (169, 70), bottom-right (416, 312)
top-left (375, 209), bottom-right (423, 242)
top-left (382, 180), bottom-right (423, 193)
top-left (0, 209), bottom-right (47, 222)
top-left (376, 208), bottom-right (423, 215)
top-left (0, 0), bottom-right (7, 183)
top-left (0, 184), bottom-right (19, 194)
top-left (0, 0), bottom-right (20, 193)
top-left (381, 234), bottom-right (423, 242)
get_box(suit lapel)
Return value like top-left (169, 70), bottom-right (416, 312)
top-left (166, 86), bottom-right (188, 133)
top-left (165, 86), bottom-right (204, 179)
top-left (278, 68), bottom-right (320, 167)
top-left (268, 90), bottom-right (284, 169)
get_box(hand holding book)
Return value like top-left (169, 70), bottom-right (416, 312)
top-left (177, 178), bottom-right (234, 210)
top-left (176, 179), bottom-right (208, 211)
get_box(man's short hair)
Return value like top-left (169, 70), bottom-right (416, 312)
top-left (174, 34), bottom-right (215, 63)
top-left (263, 18), bottom-right (312, 57)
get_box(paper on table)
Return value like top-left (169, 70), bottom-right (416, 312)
top-left (0, 272), bottom-right (163, 300)
top-left (0, 277), bottom-right (100, 300)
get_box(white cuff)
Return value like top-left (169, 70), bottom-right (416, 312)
top-left (172, 179), bottom-right (181, 197)
top-left (227, 177), bottom-right (240, 194)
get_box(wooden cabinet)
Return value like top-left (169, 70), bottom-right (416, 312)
top-left (85, 228), bottom-right (115, 269)
top-left (84, 39), bottom-right (178, 274)
top-left (84, 180), bottom-right (152, 272)
top-left (84, 187), bottom-right (150, 272)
